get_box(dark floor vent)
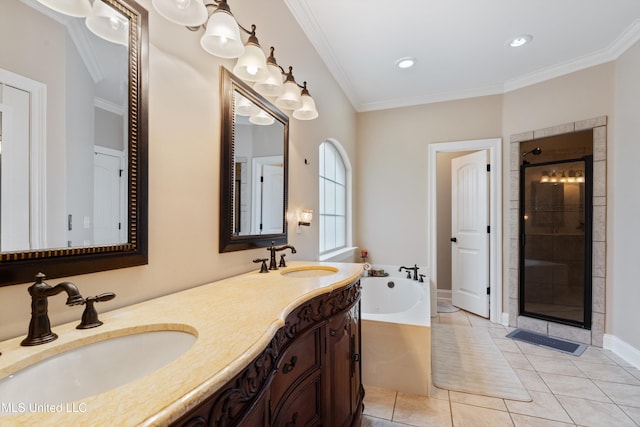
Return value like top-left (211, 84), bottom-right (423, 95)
top-left (506, 329), bottom-right (587, 356)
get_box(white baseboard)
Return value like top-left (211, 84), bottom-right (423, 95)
top-left (603, 334), bottom-right (640, 370)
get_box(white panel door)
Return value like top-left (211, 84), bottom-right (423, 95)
top-left (451, 150), bottom-right (489, 318)
top-left (94, 151), bottom-right (123, 245)
top-left (0, 85), bottom-right (30, 251)
top-left (260, 164), bottom-right (284, 235)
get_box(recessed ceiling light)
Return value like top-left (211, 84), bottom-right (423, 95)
top-left (508, 34), bottom-right (533, 48)
top-left (395, 57), bottom-right (416, 69)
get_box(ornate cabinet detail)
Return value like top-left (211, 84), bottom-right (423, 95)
top-left (173, 280), bottom-right (362, 427)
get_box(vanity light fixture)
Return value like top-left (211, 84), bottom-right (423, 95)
top-left (297, 209), bottom-right (313, 233)
top-left (508, 34), bottom-right (533, 48)
top-left (200, 1), bottom-right (244, 58)
top-left (151, 0), bottom-right (319, 120)
top-left (152, 0), bottom-right (208, 27)
top-left (85, 0), bottom-right (130, 46)
top-left (254, 47), bottom-right (285, 97)
top-left (36, 0), bottom-right (91, 18)
top-left (36, 0), bottom-right (128, 46)
top-left (293, 82), bottom-right (319, 120)
top-left (540, 171), bottom-right (550, 183)
top-left (249, 110), bottom-right (275, 126)
top-left (234, 94), bottom-right (259, 116)
top-left (276, 67), bottom-right (303, 111)
top-left (232, 25), bottom-right (268, 82)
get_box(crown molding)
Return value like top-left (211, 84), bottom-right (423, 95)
top-left (284, 2), bottom-right (640, 112)
top-left (20, 0), bottom-right (105, 84)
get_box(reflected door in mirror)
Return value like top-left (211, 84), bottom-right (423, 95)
top-left (0, 0), bottom-right (129, 251)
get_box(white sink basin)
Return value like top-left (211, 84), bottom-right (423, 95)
top-left (0, 329), bottom-right (196, 414)
top-left (281, 266), bottom-right (339, 278)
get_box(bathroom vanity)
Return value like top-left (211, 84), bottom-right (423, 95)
top-left (173, 272), bottom-right (363, 426)
top-left (0, 262), bottom-right (363, 426)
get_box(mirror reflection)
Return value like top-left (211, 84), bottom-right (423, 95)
top-left (220, 67), bottom-right (288, 252)
top-left (0, 0), bottom-right (129, 252)
top-left (233, 92), bottom-right (285, 236)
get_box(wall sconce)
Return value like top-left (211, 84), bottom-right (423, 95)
top-left (297, 209), bottom-right (313, 233)
top-left (151, 0), bottom-right (319, 120)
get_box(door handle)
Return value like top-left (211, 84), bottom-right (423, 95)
top-left (450, 237), bottom-right (457, 242)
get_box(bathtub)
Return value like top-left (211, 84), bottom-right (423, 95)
top-left (360, 265), bottom-right (431, 396)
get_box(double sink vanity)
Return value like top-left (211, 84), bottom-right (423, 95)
top-left (0, 262), bottom-right (364, 426)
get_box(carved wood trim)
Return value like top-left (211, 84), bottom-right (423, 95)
top-left (175, 279), bottom-right (360, 427)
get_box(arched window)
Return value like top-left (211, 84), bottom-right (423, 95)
top-left (319, 140), bottom-right (351, 255)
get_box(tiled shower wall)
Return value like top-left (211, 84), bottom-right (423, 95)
top-left (508, 116), bottom-right (607, 346)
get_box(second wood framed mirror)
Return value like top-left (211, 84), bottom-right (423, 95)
top-left (219, 67), bottom-right (289, 252)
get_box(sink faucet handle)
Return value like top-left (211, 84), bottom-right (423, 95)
top-left (279, 253), bottom-right (287, 268)
top-left (77, 292), bottom-right (116, 330)
top-left (253, 258), bottom-right (269, 273)
top-left (419, 274), bottom-right (425, 283)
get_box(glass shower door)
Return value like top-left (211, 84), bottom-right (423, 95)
top-left (519, 156), bottom-right (593, 328)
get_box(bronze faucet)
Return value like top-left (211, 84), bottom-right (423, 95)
top-left (267, 241), bottom-right (296, 270)
top-left (399, 265), bottom-right (420, 281)
top-left (21, 273), bottom-right (85, 346)
top-left (77, 293), bottom-right (116, 329)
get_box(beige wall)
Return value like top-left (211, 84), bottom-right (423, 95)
top-left (356, 96), bottom-right (503, 267)
top-left (0, 0), bottom-right (356, 341)
top-left (611, 41), bottom-right (640, 351)
top-left (357, 49), bottom-right (640, 353)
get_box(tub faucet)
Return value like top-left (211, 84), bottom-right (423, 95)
top-left (399, 265), bottom-right (420, 281)
top-left (267, 241), bottom-right (297, 270)
top-left (21, 273), bottom-right (85, 346)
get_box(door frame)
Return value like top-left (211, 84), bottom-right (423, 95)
top-left (428, 138), bottom-right (503, 324)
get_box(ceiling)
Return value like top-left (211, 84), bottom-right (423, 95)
top-left (285, 0), bottom-right (640, 112)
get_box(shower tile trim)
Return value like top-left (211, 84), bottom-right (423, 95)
top-left (508, 116), bottom-right (607, 346)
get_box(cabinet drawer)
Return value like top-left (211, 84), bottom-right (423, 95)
top-left (271, 327), bottom-right (321, 406)
top-left (272, 373), bottom-right (322, 427)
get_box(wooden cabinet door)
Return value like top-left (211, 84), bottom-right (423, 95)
top-left (327, 307), bottom-right (358, 427)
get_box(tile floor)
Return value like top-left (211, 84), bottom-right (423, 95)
top-left (362, 308), bottom-right (640, 427)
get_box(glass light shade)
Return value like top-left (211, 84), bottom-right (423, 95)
top-left (235, 95), bottom-right (259, 116)
top-left (275, 80), bottom-right (302, 111)
top-left (249, 110), bottom-right (274, 126)
top-left (254, 63), bottom-right (284, 97)
top-left (233, 44), bottom-right (269, 83)
top-left (300, 210), bottom-right (313, 224)
top-left (36, 0), bottom-right (91, 17)
top-left (200, 10), bottom-right (244, 58)
top-left (85, 0), bottom-right (129, 46)
top-left (152, 0), bottom-right (207, 27)
top-left (293, 93), bottom-right (319, 120)
top-left (540, 171), bottom-right (550, 183)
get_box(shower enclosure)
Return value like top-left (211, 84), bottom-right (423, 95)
top-left (519, 156), bottom-right (593, 328)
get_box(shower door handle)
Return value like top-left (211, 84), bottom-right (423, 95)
top-left (450, 237), bottom-right (457, 243)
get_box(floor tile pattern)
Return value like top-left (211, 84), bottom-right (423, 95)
top-left (363, 309), bottom-right (640, 426)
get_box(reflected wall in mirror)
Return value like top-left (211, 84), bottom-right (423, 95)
top-left (220, 67), bottom-right (289, 252)
top-left (0, 0), bottom-right (148, 286)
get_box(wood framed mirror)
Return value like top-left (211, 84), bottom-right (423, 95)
top-left (0, 0), bottom-right (148, 286)
top-left (219, 67), bottom-right (289, 252)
